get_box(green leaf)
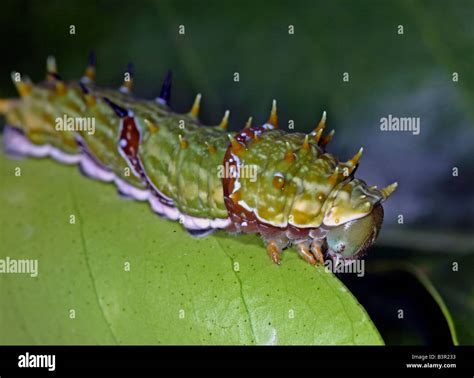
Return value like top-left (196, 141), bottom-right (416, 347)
top-left (0, 151), bottom-right (382, 345)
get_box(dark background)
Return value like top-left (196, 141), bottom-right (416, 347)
top-left (1, 0), bottom-right (473, 345)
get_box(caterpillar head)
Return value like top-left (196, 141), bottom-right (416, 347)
top-left (321, 180), bottom-right (397, 263)
top-left (325, 203), bottom-right (384, 260)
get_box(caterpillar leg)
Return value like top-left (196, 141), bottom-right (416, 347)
top-left (186, 228), bottom-right (215, 238)
top-left (266, 240), bottom-right (282, 265)
top-left (310, 240), bottom-right (325, 265)
top-left (295, 240), bottom-right (325, 265)
top-left (296, 242), bottom-right (318, 265)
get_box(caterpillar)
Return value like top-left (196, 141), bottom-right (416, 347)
top-left (0, 54), bottom-right (397, 267)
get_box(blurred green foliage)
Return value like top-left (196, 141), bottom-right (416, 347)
top-left (2, 0), bottom-right (473, 130)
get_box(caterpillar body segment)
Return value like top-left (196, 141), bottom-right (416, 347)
top-left (0, 55), bottom-right (397, 266)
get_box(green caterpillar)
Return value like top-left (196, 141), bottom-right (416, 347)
top-left (0, 54), bottom-right (397, 267)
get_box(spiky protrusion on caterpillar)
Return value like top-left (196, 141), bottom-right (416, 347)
top-left (0, 53), bottom-right (398, 267)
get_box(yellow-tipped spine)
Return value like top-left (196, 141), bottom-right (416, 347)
top-left (244, 116), bottom-right (253, 129)
top-left (205, 141), bottom-right (217, 154)
top-left (320, 129), bottom-right (335, 147)
top-left (144, 118), bottom-right (159, 134)
top-left (178, 134), bottom-right (188, 149)
top-left (11, 72), bottom-right (32, 97)
top-left (219, 110), bottom-right (230, 130)
top-left (347, 147), bottom-right (363, 167)
top-left (46, 56), bottom-right (57, 81)
top-left (267, 99), bottom-right (278, 128)
top-left (380, 182), bottom-right (398, 199)
top-left (302, 134), bottom-right (310, 151)
top-left (284, 142), bottom-right (296, 162)
top-left (190, 93), bottom-right (202, 118)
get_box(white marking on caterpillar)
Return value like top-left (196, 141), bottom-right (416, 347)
top-left (114, 178), bottom-right (150, 201)
top-left (3, 126), bottom-right (81, 164)
top-left (147, 194), bottom-right (230, 230)
top-left (79, 152), bottom-right (115, 182)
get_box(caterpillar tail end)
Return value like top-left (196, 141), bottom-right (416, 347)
top-left (0, 98), bottom-right (18, 115)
